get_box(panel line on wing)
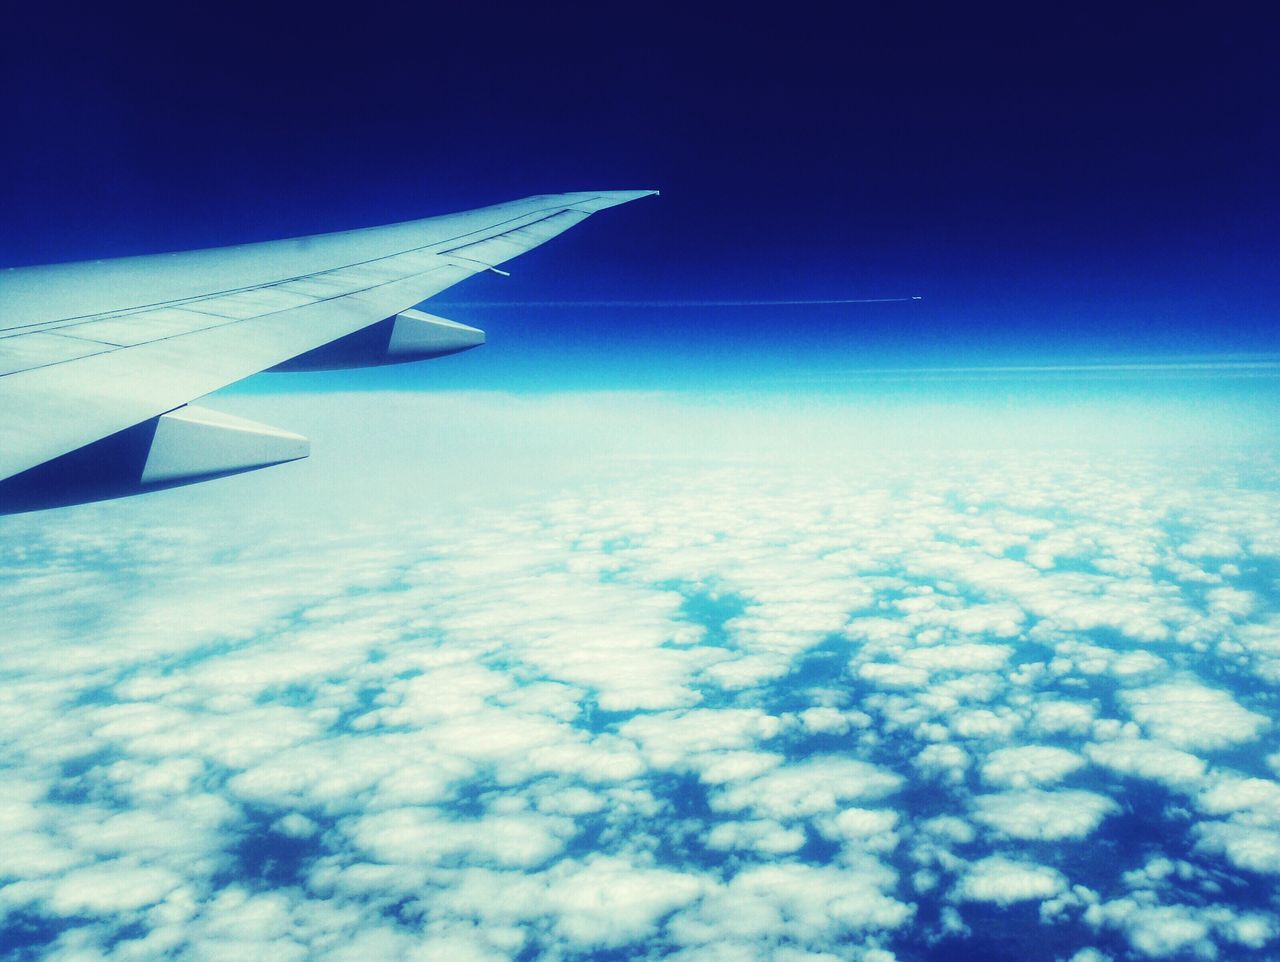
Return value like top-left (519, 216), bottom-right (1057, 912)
top-left (0, 263), bottom-right (464, 379)
top-left (0, 200), bottom-right (602, 335)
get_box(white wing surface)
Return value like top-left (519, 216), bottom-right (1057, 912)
top-left (0, 190), bottom-right (655, 512)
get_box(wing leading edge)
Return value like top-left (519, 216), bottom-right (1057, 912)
top-left (0, 189), bottom-right (656, 512)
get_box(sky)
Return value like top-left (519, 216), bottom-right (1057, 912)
top-left (3, 4), bottom-right (1279, 386)
top-left (4, 5), bottom-right (1280, 962)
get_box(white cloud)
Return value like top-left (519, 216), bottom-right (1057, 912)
top-left (711, 758), bottom-right (901, 820)
top-left (274, 812), bottom-right (318, 838)
top-left (1197, 775), bottom-right (1280, 819)
top-left (1083, 739), bottom-right (1207, 789)
top-left (953, 856), bottom-right (1066, 905)
top-left (899, 642), bottom-right (1014, 672)
top-left (407, 931), bottom-right (512, 962)
top-left (797, 706), bottom-right (864, 734)
top-left (1030, 699), bottom-right (1097, 736)
top-left (1064, 950), bottom-right (1112, 962)
top-left (858, 662), bottom-right (929, 689)
top-left (972, 790), bottom-right (1118, 841)
top-left (1085, 895), bottom-right (1280, 958)
top-left (1120, 856), bottom-right (1187, 890)
top-left (706, 819), bottom-right (806, 855)
top-left (1121, 680), bottom-right (1268, 751)
top-left (949, 708), bottom-right (1023, 741)
top-left (350, 809), bottom-right (575, 869)
top-left (692, 751), bottom-right (787, 785)
top-left (921, 815), bottom-right (976, 845)
top-left (981, 745), bottom-right (1084, 788)
top-left (47, 860), bottom-right (182, 915)
top-left (1085, 900), bottom-right (1212, 959)
top-left (542, 857), bottom-right (707, 949)
top-left (1220, 912), bottom-right (1279, 949)
top-left (620, 709), bottom-right (783, 769)
top-left (907, 745), bottom-right (974, 786)
top-left (668, 861), bottom-right (913, 947)
top-left (1194, 820), bottom-right (1280, 874)
top-left (817, 808), bottom-right (900, 854)
top-left (1109, 650), bottom-right (1168, 679)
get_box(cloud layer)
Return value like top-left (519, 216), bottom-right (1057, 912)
top-left (1, 390), bottom-right (1279, 961)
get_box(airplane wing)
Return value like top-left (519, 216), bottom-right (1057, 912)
top-left (0, 190), bottom-right (656, 513)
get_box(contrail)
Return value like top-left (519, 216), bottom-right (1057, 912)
top-left (772, 357), bottom-right (1280, 383)
top-left (432, 296), bottom-right (923, 308)
top-left (835, 360), bottom-right (1280, 375)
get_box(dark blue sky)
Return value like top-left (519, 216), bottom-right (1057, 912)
top-left (4, 4), bottom-right (1278, 385)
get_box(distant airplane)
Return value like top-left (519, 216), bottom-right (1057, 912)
top-left (0, 190), bottom-right (657, 514)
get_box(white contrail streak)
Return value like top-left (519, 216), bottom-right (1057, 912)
top-left (835, 360), bottom-right (1280, 374)
top-left (433, 297), bottom-right (922, 307)
top-left (774, 357), bottom-right (1280, 383)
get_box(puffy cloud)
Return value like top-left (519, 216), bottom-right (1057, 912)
top-left (1107, 904), bottom-right (1210, 958)
top-left (1031, 700), bottom-right (1097, 736)
top-left (1085, 895), bottom-right (1279, 959)
top-left (1121, 681), bottom-right (1268, 751)
top-left (817, 808), bottom-right (901, 854)
top-left (949, 708), bottom-right (1023, 741)
top-left (921, 815), bottom-right (977, 845)
top-left (1194, 820), bottom-right (1280, 874)
top-left (797, 706), bottom-right (867, 735)
top-left (706, 820), bottom-right (806, 855)
top-left (898, 642), bottom-right (1014, 673)
top-left (1083, 739), bottom-right (1207, 789)
top-left (1221, 912), bottom-right (1279, 950)
top-left (1108, 650), bottom-right (1168, 679)
top-left (1197, 775), bottom-right (1280, 819)
top-left (1064, 950), bottom-right (1113, 962)
top-left (620, 709), bottom-right (783, 769)
top-left (668, 861), bottom-right (913, 947)
top-left (1119, 856), bottom-right (1198, 895)
top-left (972, 790), bottom-right (1118, 841)
top-left (953, 856), bottom-right (1067, 905)
top-left (47, 860), bottom-right (182, 915)
top-left (710, 757), bottom-right (902, 820)
top-left (912, 743), bottom-right (970, 785)
top-left (349, 809), bottom-right (575, 869)
top-left (981, 746), bottom-right (1084, 788)
top-left (692, 751), bottom-right (787, 785)
top-left (858, 662), bottom-right (929, 690)
top-left (541, 856), bottom-right (707, 949)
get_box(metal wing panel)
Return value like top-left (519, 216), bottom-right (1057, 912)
top-left (437, 209), bottom-right (593, 269)
top-left (0, 190), bottom-right (656, 482)
top-left (0, 333), bottom-right (113, 376)
top-left (55, 309), bottom-right (227, 347)
top-left (0, 191), bottom-right (651, 330)
top-left (0, 264), bottom-right (472, 480)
